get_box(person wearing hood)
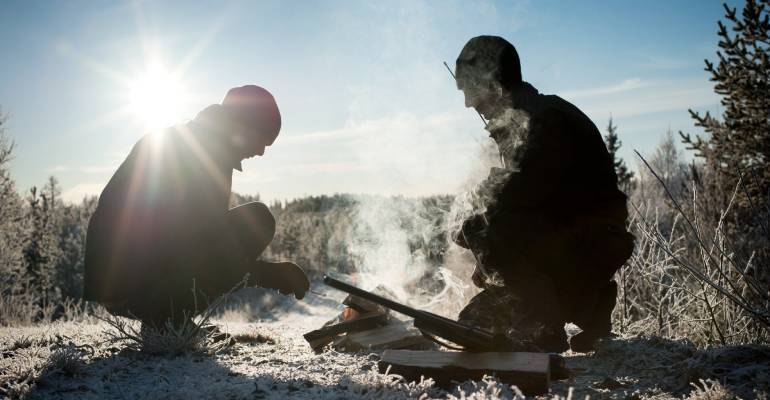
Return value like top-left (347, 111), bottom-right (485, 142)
top-left (451, 36), bottom-right (635, 352)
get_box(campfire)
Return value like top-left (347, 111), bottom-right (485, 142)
top-left (303, 277), bottom-right (567, 395)
top-left (304, 288), bottom-right (433, 353)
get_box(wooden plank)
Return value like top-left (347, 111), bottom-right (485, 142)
top-left (341, 323), bottom-right (432, 351)
top-left (303, 312), bottom-right (388, 343)
top-left (549, 353), bottom-right (569, 380)
top-left (378, 350), bottom-right (550, 395)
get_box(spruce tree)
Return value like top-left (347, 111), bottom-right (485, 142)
top-left (56, 196), bottom-right (97, 299)
top-left (604, 117), bottom-right (635, 194)
top-left (23, 183), bottom-right (62, 305)
top-left (0, 111), bottom-right (27, 301)
top-left (680, 0), bottom-right (770, 215)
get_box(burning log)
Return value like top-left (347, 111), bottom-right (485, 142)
top-left (343, 293), bottom-right (388, 315)
top-left (303, 311), bottom-right (388, 352)
top-left (323, 276), bottom-right (517, 351)
top-left (311, 276), bottom-right (569, 393)
top-left (303, 289), bottom-right (435, 352)
top-left (379, 350), bottom-right (551, 395)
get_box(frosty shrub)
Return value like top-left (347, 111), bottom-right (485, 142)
top-left (614, 145), bottom-right (769, 345)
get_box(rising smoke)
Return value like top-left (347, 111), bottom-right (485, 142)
top-left (343, 95), bottom-right (533, 317)
top-left (345, 132), bottom-right (511, 317)
top-left (339, 33), bottom-right (534, 316)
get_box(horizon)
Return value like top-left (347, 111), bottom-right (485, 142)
top-left (0, 1), bottom-right (734, 203)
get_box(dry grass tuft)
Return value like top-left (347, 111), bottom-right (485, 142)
top-left (232, 331), bottom-right (276, 345)
top-left (100, 313), bottom-right (231, 356)
top-left (448, 375), bottom-right (526, 400)
top-left (0, 293), bottom-right (109, 328)
top-left (45, 346), bottom-right (86, 377)
top-left (0, 332), bottom-right (93, 398)
top-left (0, 347), bottom-right (49, 399)
top-left (8, 336), bottom-right (36, 352)
top-left (99, 279), bottom-right (246, 356)
top-left (686, 379), bottom-right (738, 400)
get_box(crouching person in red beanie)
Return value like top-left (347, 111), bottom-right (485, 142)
top-left (84, 85), bottom-right (309, 331)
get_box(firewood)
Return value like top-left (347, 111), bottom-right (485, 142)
top-left (339, 322), bottom-right (432, 351)
top-left (378, 350), bottom-right (551, 395)
top-left (303, 312), bottom-right (388, 344)
top-left (306, 335), bottom-right (335, 352)
top-left (343, 294), bottom-right (387, 314)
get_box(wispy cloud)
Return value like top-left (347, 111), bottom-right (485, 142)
top-left (560, 78), bottom-right (646, 100)
top-left (233, 110), bottom-right (484, 200)
top-left (283, 162), bottom-right (371, 175)
top-left (283, 112), bottom-right (466, 145)
top-left (61, 183), bottom-right (104, 203)
top-left (44, 164), bottom-right (117, 174)
top-left (573, 78), bottom-right (718, 120)
top-left (234, 162), bottom-right (371, 187)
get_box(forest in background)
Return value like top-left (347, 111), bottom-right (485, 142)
top-left (0, 0), bottom-right (768, 349)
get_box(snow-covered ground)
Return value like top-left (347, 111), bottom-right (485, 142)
top-left (2, 293), bottom-right (769, 399)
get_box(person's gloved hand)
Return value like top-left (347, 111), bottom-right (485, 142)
top-left (258, 261), bottom-right (310, 299)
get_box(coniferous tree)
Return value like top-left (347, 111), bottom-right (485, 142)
top-left (604, 117), bottom-right (635, 195)
top-left (680, 0), bottom-right (770, 216)
top-left (55, 196), bottom-right (97, 299)
top-left (0, 111), bottom-right (27, 301)
top-left (678, 0), bottom-right (770, 296)
top-left (23, 182), bottom-right (63, 304)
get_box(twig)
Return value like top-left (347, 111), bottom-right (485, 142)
top-left (630, 200), bottom-right (770, 327)
top-left (700, 281), bottom-right (726, 345)
top-left (634, 151), bottom-right (766, 307)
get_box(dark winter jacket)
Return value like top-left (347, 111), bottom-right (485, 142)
top-left (83, 119), bottom-right (239, 303)
top-left (460, 83), bottom-right (632, 284)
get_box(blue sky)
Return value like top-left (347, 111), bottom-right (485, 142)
top-left (0, 1), bottom-right (736, 202)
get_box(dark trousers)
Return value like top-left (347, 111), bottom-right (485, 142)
top-left (105, 202), bottom-right (276, 325)
top-left (458, 279), bottom-right (618, 352)
top-left (459, 213), bottom-right (633, 351)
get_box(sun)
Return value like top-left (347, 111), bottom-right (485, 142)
top-left (127, 61), bottom-right (188, 133)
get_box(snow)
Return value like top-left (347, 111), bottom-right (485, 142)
top-left (2, 294), bottom-right (769, 399)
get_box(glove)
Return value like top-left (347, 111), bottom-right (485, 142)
top-left (256, 261), bottom-right (310, 300)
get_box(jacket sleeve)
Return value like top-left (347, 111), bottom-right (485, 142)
top-left (486, 108), bottom-right (576, 221)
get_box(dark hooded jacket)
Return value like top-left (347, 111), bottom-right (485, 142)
top-left (488, 82), bottom-right (625, 216)
top-left (463, 82), bottom-right (633, 285)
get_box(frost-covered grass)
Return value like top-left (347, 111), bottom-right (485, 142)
top-left (1, 296), bottom-right (769, 400)
top-left (618, 154), bottom-right (770, 347)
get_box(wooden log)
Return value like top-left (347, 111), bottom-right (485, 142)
top-left (378, 350), bottom-right (551, 395)
top-left (549, 353), bottom-right (569, 380)
top-left (339, 322), bottom-right (432, 351)
top-left (303, 312), bottom-right (388, 345)
top-left (306, 335), bottom-right (335, 352)
top-left (343, 294), bottom-right (387, 314)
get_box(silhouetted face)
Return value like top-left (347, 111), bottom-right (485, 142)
top-left (455, 36), bottom-right (522, 121)
top-left (220, 85), bottom-right (282, 161)
top-left (460, 82), bottom-right (504, 120)
top-left (231, 122), bottom-right (280, 160)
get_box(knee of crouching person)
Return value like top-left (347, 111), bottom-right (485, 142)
top-left (245, 201), bottom-right (275, 239)
top-left (228, 201), bottom-right (276, 250)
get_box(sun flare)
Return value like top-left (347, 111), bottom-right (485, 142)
top-left (127, 61), bottom-right (188, 133)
